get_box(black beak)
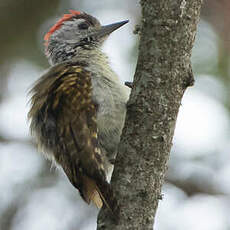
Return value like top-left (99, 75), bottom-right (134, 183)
top-left (96, 20), bottom-right (129, 38)
top-left (73, 20), bottom-right (129, 48)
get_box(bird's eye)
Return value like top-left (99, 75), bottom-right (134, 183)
top-left (78, 22), bottom-right (89, 30)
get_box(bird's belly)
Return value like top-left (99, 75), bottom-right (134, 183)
top-left (97, 105), bottom-right (126, 161)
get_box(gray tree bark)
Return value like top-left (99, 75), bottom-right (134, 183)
top-left (97, 0), bottom-right (203, 229)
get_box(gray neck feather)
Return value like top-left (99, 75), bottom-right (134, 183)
top-left (47, 42), bottom-right (120, 83)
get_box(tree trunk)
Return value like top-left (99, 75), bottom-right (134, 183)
top-left (97, 0), bottom-right (203, 229)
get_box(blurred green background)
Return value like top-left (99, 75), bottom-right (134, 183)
top-left (0, 1), bottom-right (229, 229)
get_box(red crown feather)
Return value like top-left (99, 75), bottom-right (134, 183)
top-left (44, 10), bottom-right (81, 46)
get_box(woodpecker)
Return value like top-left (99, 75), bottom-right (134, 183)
top-left (28, 10), bottom-right (129, 217)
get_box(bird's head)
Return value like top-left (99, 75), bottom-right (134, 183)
top-left (44, 10), bottom-right (128, 65)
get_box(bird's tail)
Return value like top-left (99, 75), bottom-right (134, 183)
top-left (82, 175), bottom-right (119, 219)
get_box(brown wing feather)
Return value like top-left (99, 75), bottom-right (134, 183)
top-left (31, 63), bottom-right (119, 217)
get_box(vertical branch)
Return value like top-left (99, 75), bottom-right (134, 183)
top-left (97, 0), bottom-right (203, 229)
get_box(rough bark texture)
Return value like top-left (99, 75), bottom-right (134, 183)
top-left (97, 0), bottom-right (202, 229)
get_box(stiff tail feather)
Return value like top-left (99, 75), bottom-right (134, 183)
top-left (95, 178), bottom-right (120, 219)
top-left (82, 175), bottom-right (119, 219)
